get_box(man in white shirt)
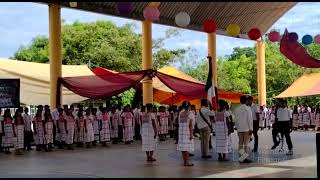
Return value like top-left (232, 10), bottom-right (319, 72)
top-left (197, 99), bottom-right (215, 159)
top-left (23, 107), bottom-right (34, 151)
top-left (234, 95), bottom-right (253, 163)
top-left (247, 96), bottom-right (260, 152)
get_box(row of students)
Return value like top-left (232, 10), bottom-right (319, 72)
top-left (291, 106), bottom-right (320, 131)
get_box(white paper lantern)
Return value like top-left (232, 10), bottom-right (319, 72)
top-left (69, 2), bottom-right (77, 8)
top-left (175, 12), bottom-right (190, 27)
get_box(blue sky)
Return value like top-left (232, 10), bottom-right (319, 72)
top-left (0, 2), bottom-right (319, 61)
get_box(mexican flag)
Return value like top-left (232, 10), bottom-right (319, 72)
top-left (205, 56), bottom-right (218, 111)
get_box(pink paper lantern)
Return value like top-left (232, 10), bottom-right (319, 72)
top-left (143, 6), bottom-right (160, 21)
top-left (268, 31), bottom-right (280, 42)
top-left (315, 34), bottom-right (320, 44)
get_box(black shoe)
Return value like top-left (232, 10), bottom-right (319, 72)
top-left (189, 153), bottom-right (194, 157)
top-left (286, 150), bottom-right (293, 156)
top-left (201, 155), bottom-right (212, 159)
top-left (271, 144), bottom-right (279, 150)
top-left (240, 159), bottom-right (252, 163)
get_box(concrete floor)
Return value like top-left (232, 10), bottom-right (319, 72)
top-left (0, 130), bottom-right (317, 178)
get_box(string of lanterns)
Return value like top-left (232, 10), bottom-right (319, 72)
top-left (116, 2), bottom-right (320, 44)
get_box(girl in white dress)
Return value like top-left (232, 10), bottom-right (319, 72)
top-left (121, 105), bottom-right (134, 144)
top-left (292, 106), bottom-right (299, 130)
top-left (56, 108), bottom-right (66, 149)
top-left (65, 109), bottom-right (75, 150)
top-left (76, 113), bottom-right (86, 147)
top-left (2, 109), bottom-right (15, 154)
top-left (14, 110), bottom-right (24, 155)
top-left (215, 100), bottom-right (232, 161)
top-left (44, 110), bottom-right (54, 151)
top-left (315, 107), bottom-right (320, 131)
top-left (110, 107), bottom-right (119, 144)
top-left (141, 104), bottom-right (158, 162)
top-left (302, 108), bottom-right (311, 131)
top-left (100, 108), bottom-right (111, 146)
top-left (259, 106), bottom-right (265, 130)
top-left (84, 109), bottom-right (94, 148)
top-left (177, 101), bottom-right (194, 167)
top-left (157, 106), bottom-right (169, 141)
top-left (33, 109), bottom-right (46, 152)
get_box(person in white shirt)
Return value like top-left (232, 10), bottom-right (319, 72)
top-left (197, 99), bottom-right (215, 159)
top-left (234, 95), bottom-right (253, 163)
top-left (275, 99), bottom-right (293, 155)
top-left (23, 107), bottom-right (33, 151)
top-left (133, 104), bottom-right (142, 141)
top-left (247, 96), bottom-right (260, 152)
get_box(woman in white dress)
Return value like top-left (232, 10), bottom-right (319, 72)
top-left (2, 109), bottom-right (15, 154)
top-left (84, 109), bottom-right (94, 148)
top-left (76, 113), bottom-right (86, 147)
top-left (56, 108), bottom-right (66, 149)
top-left (141, 104), bottom-right (158, 162)
top-left (65, 109), bottom-right (75, 150)
top-left (302, 108), bottom-right (310, 131)
top-left (177, 101), bottom-right (194, 167)
top-left (157, 106), bottom-right (169, 141)
top-left (215, 100), bottom-right (232, 161)
top-left (121, 105), bottom-right (134, 144)
top-left (44, 110), bottom-right (54, 151)
top-left (33, 109), bottom-right (46, 152)
top-left (110, 107), bottom-right (119, 144)
top-left (100, 108), bottom-right (111, 146)
top-left (14, 110), bottom-right (24, 155)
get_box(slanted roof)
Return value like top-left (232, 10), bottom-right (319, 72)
top-left (44, 2), bottom-right (297, 39)
top-left (276, 73), bottom-right (320, 98)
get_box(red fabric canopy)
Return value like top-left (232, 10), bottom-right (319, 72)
top-left (280, 29), bottom-right (320, 68)
top-left (60, 71), bottom-right (147, 99)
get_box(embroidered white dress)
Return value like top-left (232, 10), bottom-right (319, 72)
top-left (141, 112), bottom-right (157, 151)
top-left (77, 117), bottom-right (86, 143)
top-left (177, 110), bottom-right (194, 152)
top-left (110, 112), bottom-right (119, 138)
top-left (56, 116), bottom-right (66, 142)
top-left (34, 117), bottom-right (46, 145)
top-left (292, 113), bottom-right (299, 128)
top-left (65, 115), bottom-right (75, 145)
top-left (157, 112), bottom-right (169, 135)
top-left (100, 113), bottom-right (111, 142)
top-left (121, 112), bottom-right (134, 142)
top-left (303, 112), bottom-right (310, 126)
top-left (15, 124), bottom-right (24, 149)
top-left (85, 115), bottom-right (94, 143)
top-left (45, 120), bottom-right (54, 144)
top-left (2, 119), bottom-right (14, 148)
top-left (215, 111), bottom-right (232, 154)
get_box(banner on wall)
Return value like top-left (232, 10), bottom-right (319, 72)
top-left (0, 79), bottom-right (20, 108)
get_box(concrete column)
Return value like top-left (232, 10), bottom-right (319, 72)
top-left (49, 3), bottom-right (62, 109)
top-left (142, 20), bottom-right (153, 105)
top-left (208, 32), bottom-right (217, 86)
top-left (257, 40), bottom-right (266, 106)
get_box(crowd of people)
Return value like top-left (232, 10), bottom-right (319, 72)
top-left (0, 95), bottom-right (302, 166)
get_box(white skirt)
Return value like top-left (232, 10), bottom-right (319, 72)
top-left (45, 122), bottom-right (54, 144)
top-left (141, 122), bottom-right (157, 151)
top-left (177, 122), bottom-right (194, 152)
top-left (100, 121), bottom-right (111, 142)
top-left (15, 125), bottom-right (24, 149)
top-left (66, 122), bottom-right (75, 144)
top-left (123, 123), bottom-right (134, 142)
top-left (86, 123), bottom-right (94, 143)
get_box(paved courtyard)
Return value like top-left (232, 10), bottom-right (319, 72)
top-left (0, 130), bottom-right (317, 178)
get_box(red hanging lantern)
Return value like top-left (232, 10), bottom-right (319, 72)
top-left (247, 28), bottom-right (261, 40)
top-left (202, 19), bottom-right (216, 33)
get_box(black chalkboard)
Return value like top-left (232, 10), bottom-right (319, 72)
top-left (0, 79), bottom-right (20, 108)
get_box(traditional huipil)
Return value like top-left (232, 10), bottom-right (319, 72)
top-left (2, 117), bottom-right (15, 149)
top-left (121, 112), bottom-right (134, 142)
top-left (302, 110), bottom-right (311, 128)
top-left (177, 110), bottom-right (194, 152)
top-left (56, 114), bottom-right (66, 143)
top-left (77, 116), bottom-right (86, 143)
top-left (33, 116), bottom-right (46, 145)
top-left (93, 115), bottom-right (100, 142)
top-left (141, 112), bottom-right (157, 152)
top-left (310, 111), bottom-right (316, 127)
top-left (215, 111), bottom-right (232, 154)
top-left (157, 111), bottom-right (169, 135)
top-left (100, 112), bottom-right (111, 143)
top-left (292, 112), bottom-right (299, 129)
top-left (110, 111), bottom-right (119, 139)
top-left (45, 116), bottom-right (54, 145)
top-left (315, 112), bottom-right (320, 130)
top-left (65, 115), bottom-right (75, 145)
top-left (85, 115), bottom-right (94, 143)
top-left (298, 110), bottom-right (303, 128)
top-left (15, 123), bottom-right (24, 151)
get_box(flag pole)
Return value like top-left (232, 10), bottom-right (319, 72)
top-left (207, 55), bottom-right (216, 111)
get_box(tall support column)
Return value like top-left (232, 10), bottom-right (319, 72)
top-left (257, 40), bottom-right (266, 106)
top-left (142, 20), bottom-right (153, 105)
top-left (208, 32), bottom-right (217, 86)
top-left (49, 4), bottom-right (62, 109)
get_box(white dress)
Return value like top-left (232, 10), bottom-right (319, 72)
top-left (93, 115), bottom-right (100, 141)
top-left (110, 112), bottom-right (119, 138)
top-left (65, 115), bottom-right (75, 145)
top-left (177, 110), bottom-right (194, 152)
top-left (34, 117), bottom-right (46, 145)
top-left (2, 119), bottom-right (14, 148)
top-left (85, 115), bottom-right (94, 143)
top-left (215, 111), bottom-right (232, 154)
top-left (310, 112), bottom-right (316, 126)
top-left (141, 112), bottom-right (157, 151)
top-left (298, 112), bottom-right (303, 127)
top-left (45, 121), bottom-right (54, 144)
top-left (15, 124), bottom-right (24, 149)
top-left (121, 112), bottom-right (134, 142)
top-left (100, 113), bottom-right (111, 142)
top-left (157, 112), bottom-right (169, 135)
top-left (56, 116), bottom-right (66, 142)
top-left (77, 118), bottom-right (86, 143)
top-left (292, 113), bottom-right (299, 128)
top-left (303, 112), bottom-right (310, 126)
top-left (259, 112), bottom-right (265, 128)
